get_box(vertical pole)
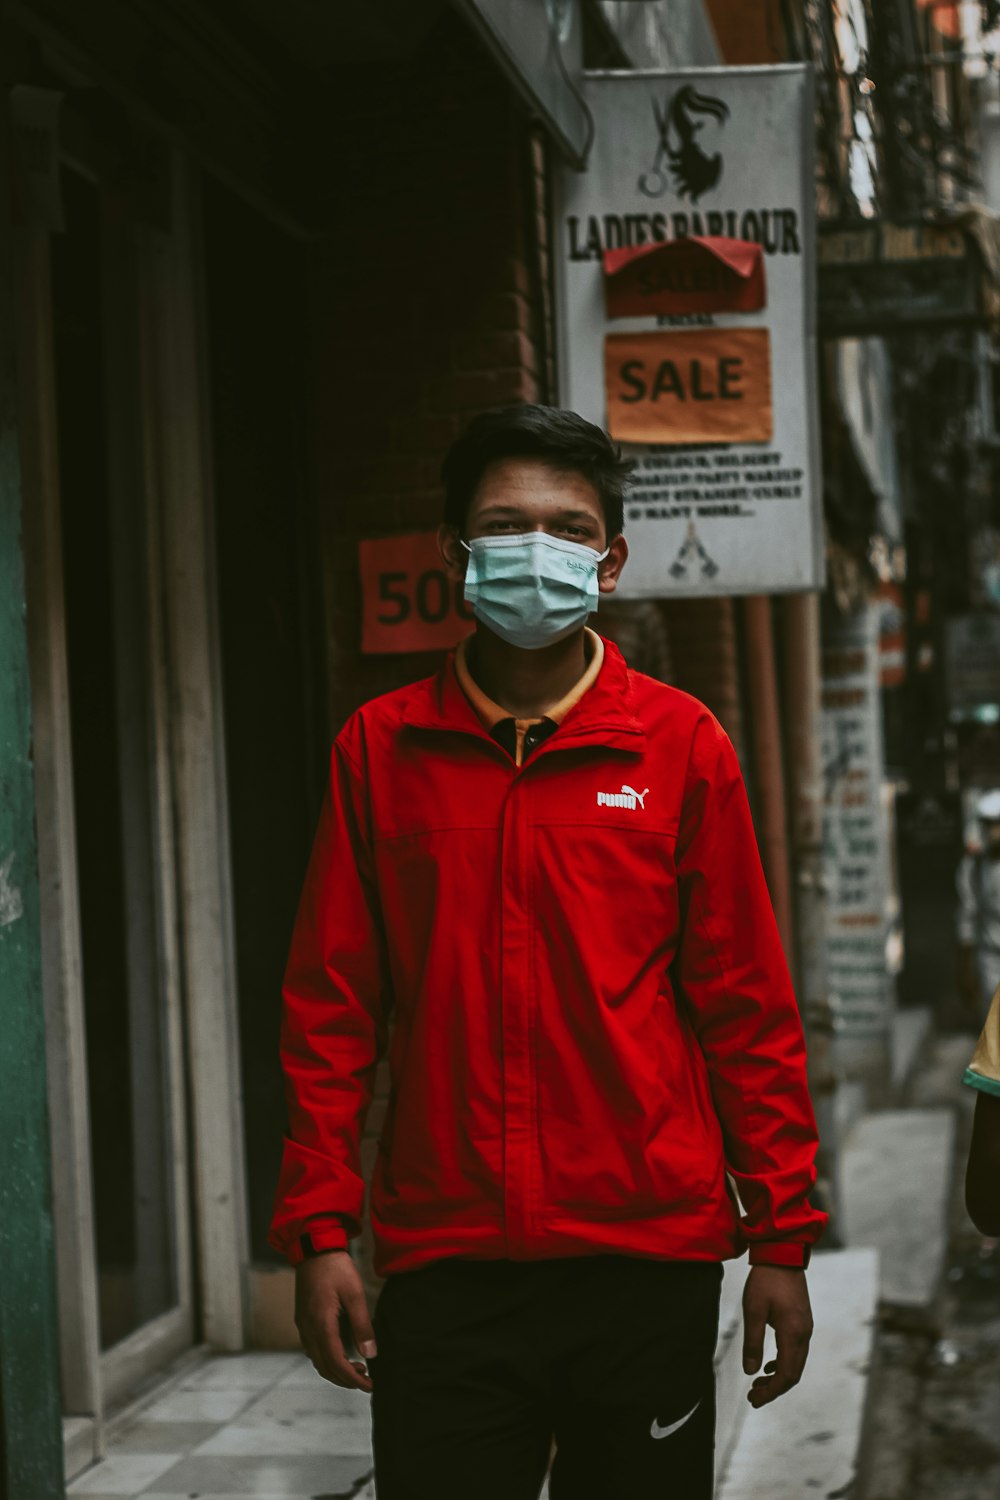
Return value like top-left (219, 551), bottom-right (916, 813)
top-left (742, 594), bottom-right (796, 965)
top-left (0, 127), bottom-right (65, 1500)
top-left (783, 590), bottom-right (840, 1237)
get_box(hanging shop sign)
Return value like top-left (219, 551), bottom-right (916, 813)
top-left (835, 338), bottom-right (903, 546)
top-left (876, 581), bottom-right (906, 688)
top-left (553, 65), bottom-right (822, 599)
top-left (359, 534), bottom-right (474, 655)
top-left (818, 221), bottom-right (983, 336)
top-left (821, 604), bottom-right (894, 1044)
top-left (945, 613), bottom-right (1000, 716)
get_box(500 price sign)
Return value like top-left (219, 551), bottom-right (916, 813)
top-left (359, 533), bottom-right (475, 654)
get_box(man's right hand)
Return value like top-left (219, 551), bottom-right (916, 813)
top-left (295, 1250), bottom-right (376, 1392)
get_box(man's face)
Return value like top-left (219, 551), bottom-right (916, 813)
top-left (439, 457), bottom-right (628, 595)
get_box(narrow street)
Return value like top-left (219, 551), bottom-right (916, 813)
top-left (862, 1029), bottom-right (1000, 1500)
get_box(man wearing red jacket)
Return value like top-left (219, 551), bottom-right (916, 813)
top-left (270, 405), bottom-right (826, 1498)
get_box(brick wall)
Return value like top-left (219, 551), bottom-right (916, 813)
top-left (308, 10), bottom-right (552, 744)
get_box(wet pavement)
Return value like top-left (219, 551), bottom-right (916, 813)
top-left (860, 1028), bottom-right (1000, 1500)
top-left (920, 1241), bottom-right (1000, 1497)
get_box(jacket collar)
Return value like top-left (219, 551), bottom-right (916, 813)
top-left (455, 627), bottom-right (605, 731)
top-left (401, 635), bottom-right (646, 755)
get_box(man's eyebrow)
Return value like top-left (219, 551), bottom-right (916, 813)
top-left (476, 505), bottom-right (599, 524)
top-left (549, 509), bottom-right (601, 524)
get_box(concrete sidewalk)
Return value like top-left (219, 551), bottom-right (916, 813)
top-left (717, 1248), bottom-right (879, 1500)
top-left (838, 1106), bottom-right (955, 1323)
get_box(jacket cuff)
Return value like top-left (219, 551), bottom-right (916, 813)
top-left (291, 1221), bottom-right (350, 1265)
top-left (748, 1242), bottom-right (812, 1268)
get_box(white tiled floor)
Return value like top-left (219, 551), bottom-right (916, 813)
top-left (68, 1353), bottom-right (374, 1499)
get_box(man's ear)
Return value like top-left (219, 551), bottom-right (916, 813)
top-left (598, 534), bottom-right (629, 595)
top-left (438, 524), bottom-right (466, 583)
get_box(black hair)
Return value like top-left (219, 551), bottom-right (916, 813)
top-left (441, 404), bottom-right (633, 539)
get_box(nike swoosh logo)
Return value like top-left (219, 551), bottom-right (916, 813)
top-left (650, 1400), bottom-right (701, 1440)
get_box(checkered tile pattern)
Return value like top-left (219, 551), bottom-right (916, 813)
top-left (67, 1354), bottom-right (376, 1499)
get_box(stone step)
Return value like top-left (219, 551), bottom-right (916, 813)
top-left (717, 1247), bottom-right (880, 1500)
top-left (839, 1106), bottom-right (955, 1322)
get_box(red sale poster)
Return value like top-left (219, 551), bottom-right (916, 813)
top-left (359, 533), bottom-right (475, 654)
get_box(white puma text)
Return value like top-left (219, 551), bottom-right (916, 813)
top-left (596, 785), bottom-right (649, 811)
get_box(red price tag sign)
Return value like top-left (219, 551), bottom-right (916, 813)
top-left (359, 533), bottom-right (476, 655)
top-left (603, 237), bottom-right (766, 320)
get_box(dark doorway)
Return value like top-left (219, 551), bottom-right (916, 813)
top-left (202, 175), bottom-right (328, 1260)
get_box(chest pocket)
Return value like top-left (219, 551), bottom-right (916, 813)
top-left (530, 799), bottom-right (680, 989)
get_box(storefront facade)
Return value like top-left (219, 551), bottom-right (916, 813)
top-left (0, 2), bottom-right (731, 1490)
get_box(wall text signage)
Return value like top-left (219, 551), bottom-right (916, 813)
top-left (818, 221), bottom-right (981, 335)
top-left (359, 534), bottom-right (474, 655)
top-left (821, 604), bottom-right (893, 1043)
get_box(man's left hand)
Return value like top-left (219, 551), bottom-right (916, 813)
top-left (741, 1264), bottom-right (813, 1408)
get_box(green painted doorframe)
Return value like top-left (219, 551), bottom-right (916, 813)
top-left (0, 128), bottom-right (65, 1499)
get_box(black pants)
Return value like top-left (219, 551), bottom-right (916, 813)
top-left (370, 1255), bottom-right (722, 1500)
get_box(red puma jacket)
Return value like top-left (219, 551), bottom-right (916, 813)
top-left (269, 639), bottom-right (826, 1274)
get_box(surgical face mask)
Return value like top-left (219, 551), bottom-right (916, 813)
top-left (461, 531), bottom-right (609, 649)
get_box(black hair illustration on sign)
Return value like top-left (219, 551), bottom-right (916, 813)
top-left (639, 86), bottom-right (730, 203)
